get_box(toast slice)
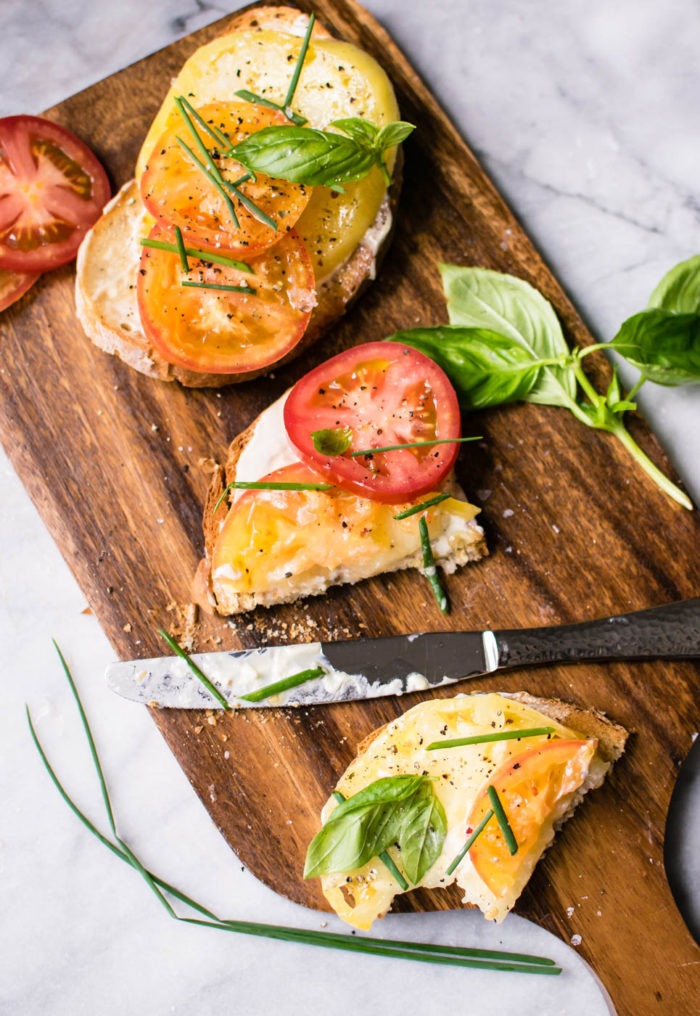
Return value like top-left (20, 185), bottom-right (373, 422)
top-left (75, 6), bottom-right (402, 386)
top-left (198, 394), bottom-right (488, 615)
top-left (315, 692), bottom-right (627, 929)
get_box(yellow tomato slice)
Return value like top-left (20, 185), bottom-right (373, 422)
top-left (137, 222), bottom-right (315, 374)
top-left (211, 462), bottom-right (474, 597)
top-left (140, 101), bottom-right (311, 257)
top-left (468, 739), bottom-right (598, 899)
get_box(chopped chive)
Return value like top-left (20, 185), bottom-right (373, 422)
top-left (220, 176), bottom-right (278, 231)
top-left (239, 666), bottom-right (325, 703)
top-left (140, 238), bottom-right (254, 273)
top-left (178, 95), bottom-right (232, 150)
top-left (175, 133), bottom-right (241, 230)
top-left (446, 808), bottom-right (494, 876)
top-left (426, 727), bottom-right (556, 751)
top-left (332, 791), bottom-right (409, 892)
top-left (487, 785), bottom-right (518, 856)
top-left (213, 479), bottom-right (334, 513)
top-left (418, 515), bottom-right (449, 614)
top-left (350, 436), bottom-right (482, 457)
top-left (174, 226), bottom-right (189, 272)
top-left (157, 629), bottom-right (230, 711)
top-left (26, 649), bottom-right (561, 976)
top-left (232, 14), bottom-right (315, 128)
top-left (181, 281), bottom-right (256, 294)
top-left (393, 492), bottom-right (451, 520)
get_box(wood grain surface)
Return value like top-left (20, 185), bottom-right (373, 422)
top-left (2, 2), bottom-right (699, 1012)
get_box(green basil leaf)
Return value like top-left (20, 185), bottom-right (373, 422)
top-left (330, 117), bottom-right (379, 144)
top-left (648, 254), bottom-right (700, 314)
top-left (396, 782), bottom-right (447, 884)
top-left (232, 126), bottom-right (376, 187)
top-left (439, 264), bottom-right (576, 408)
top-left (375, 121), bottom-right (416, 150)
top-left (311, 426), bottom-right (353, 456)
top-left (303, 775), bottom-right (427, 879)
top-left (387, 326), bottom-right (542, 409)
top-left (608, 308), bottom-right (700, 386)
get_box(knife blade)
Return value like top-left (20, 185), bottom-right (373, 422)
top-left (106, 598), bottom-right (700, 710)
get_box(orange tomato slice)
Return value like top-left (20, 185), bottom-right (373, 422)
top-left (140, 101), bottom-right (311, 257)
top-left (211, 462), bottom-right (458, 597)
top-left (468, 738), bottom-right (598, 899)
top-left (137, 222), bottom-right (315, 375)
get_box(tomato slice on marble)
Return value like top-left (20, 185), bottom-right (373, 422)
top-left (0, 115), bottom-right (110, 272)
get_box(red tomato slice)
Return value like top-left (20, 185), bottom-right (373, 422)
top-left (0, 267), bottom-right (39, 312)
top-left (468, 739), bottom-right (598, 899)
top-left (140, 101), bottom-right (311, 257)
top-left (283, 342), bottom-right (462, 503)
top-left (0, 115), bottom-right (110, 272)
top-left (137, 222), bottom-right (315, 375)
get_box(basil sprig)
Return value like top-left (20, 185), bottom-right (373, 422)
top-left (232, 118), bottom-right (415, 190)
top-left (388, 260), bottom-right (698, 510)
top-left (304, 775), bottom-right (446, 884)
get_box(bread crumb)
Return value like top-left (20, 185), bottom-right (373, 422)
top-left (570, 934), bottom-right (582, 947)
top-left (123, 623), bottom-right (132, 633)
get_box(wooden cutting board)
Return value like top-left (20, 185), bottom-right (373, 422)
top-left (2, 2), bottom-right (698, 1012)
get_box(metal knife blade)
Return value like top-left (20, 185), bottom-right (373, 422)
top-left (105, 599), bottom-right (700, 710)
top-left (105, 630), bottom-right (499, 709)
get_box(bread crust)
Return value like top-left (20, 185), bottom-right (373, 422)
top-left (75, 6), bottom-right (402, 387)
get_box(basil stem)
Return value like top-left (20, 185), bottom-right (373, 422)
top-left (426, 726), bottom-right (555, 750)
top-left (445, 808), bottom-right (494, 876)
top-left (418, 515), bottom-right (449, 614)
top-left (158, 629), bottom-right (230, 710)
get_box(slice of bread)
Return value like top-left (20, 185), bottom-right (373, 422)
top-left (75, 6), bottom-right (402, 387)
top-left (197, 406), bottom-right (488, 616)
top-left (317, 692), bottom-right (627, 929)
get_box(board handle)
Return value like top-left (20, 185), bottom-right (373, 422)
top-left (495, 598), bottom-right (700, 669)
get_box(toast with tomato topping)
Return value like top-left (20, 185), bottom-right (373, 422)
top-left (197, 392), bottom-right (488, 616)
top-left (310, 692), bottom-right (627, 930)
top-left (75, 6), bottom-right (403, 387)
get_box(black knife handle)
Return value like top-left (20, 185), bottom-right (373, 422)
top-left (494, 598), bottom-right (700, 670)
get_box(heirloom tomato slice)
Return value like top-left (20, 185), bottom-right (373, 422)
top-left (283, 341), bottom-right (462, 502)
top-left (0, 115), bottom-right (110, 271)
top-left (0, 267), bottom-right (39, 311)
top-left (137, 222), bottom-right (315, 375)
top-left (468, 738), bottom-right (598, 899)
top-left (140, 100), bottom-right (311, 257)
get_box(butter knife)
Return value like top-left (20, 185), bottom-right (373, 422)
top-left (105, 598), bottom-right (700, 709)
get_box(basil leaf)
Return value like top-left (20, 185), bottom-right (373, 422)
top-left (375, 121), bottom-right (416, 149)
top-left (396, 782), bottom-right (447, 885)
top-left (330, 117), bottom-right (379, 144)
top-left (608, 308), bottom-right (700, 386)
top-left (233, 126), bottom-right (376, 187)
top-left (387, 326), bottom-right (542, 409)
top-left (311, 426), bottom-right (353, 456)
top-left (303, 775), bottom-right (427, 879)
top-left (648, 254), bottom-right (700, 314)
top-left (439, 264), bottom-right (577, 408)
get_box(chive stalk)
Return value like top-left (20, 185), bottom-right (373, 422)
top-left (213, 479), bottom-right (334, 513)
top-left (157, 629), bottom-right (230, 710)
top-left (174, 226), bottom-right (189, 272)
top-left (426, 727), bottom-right (556, 751)
top-left (446, 809), bottom-right (494, 876)
top-left (418, 515), bottom-right (449, 613)
top-left (181, 281), bottom-right (256, 294)
top-left (393, 492), bottom-right (451, 520)
top-left (239, 666), bottom-right (325, 703)
top-left (174, 129), bottom-right (240, 230)
top-left (487, 785), bottom-right (518, 856)
top-left (350, 436), bottom-right (481, 457)
top-left (234, 13), bottom-right (315, 127)
top-left (139, 238), bottom-right (253, 273)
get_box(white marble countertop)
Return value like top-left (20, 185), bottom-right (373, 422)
top-left (1, 2), bottom-right (698, 1013)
